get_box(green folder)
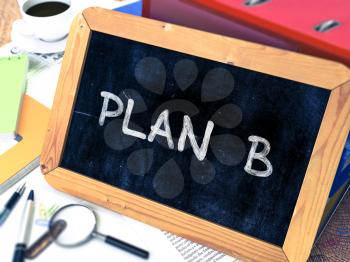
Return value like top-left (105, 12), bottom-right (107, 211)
top-left (0, 55), bottom-right (28, 139)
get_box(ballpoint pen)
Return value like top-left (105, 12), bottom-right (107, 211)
top-left (13, 190), bottom-right (35, 262)
top-left (0, 183), bottom-right (26, 226)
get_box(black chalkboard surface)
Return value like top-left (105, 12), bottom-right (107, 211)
top-left (41, 9), bottom-right (350, 261)
top-left (60, 31), bottom-right (330, 246)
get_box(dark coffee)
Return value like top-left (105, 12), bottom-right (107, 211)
top-left (25, 2), bottom-right (69, 17)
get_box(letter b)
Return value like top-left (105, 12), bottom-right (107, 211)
top-left (244, 135), bottom-right (273, 177)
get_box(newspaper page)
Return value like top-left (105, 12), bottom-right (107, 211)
top-left (164, 232), bottom-right (242, 262)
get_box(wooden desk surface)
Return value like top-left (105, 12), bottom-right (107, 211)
top-left (0, 0), bottom-right (20, 46)
top-left (0, 1), bottom-right (349, 261)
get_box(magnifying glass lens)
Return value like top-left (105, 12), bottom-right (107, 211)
top-left (50, 205), bottom-right (96, 246)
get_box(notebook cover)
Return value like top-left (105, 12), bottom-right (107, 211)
top-left (0, 95), bottom-right (50, 194)
top-left (0, 55), bottom-right (28, 137)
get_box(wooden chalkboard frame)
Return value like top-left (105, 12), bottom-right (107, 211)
top-left (41, 7), bottom-right (350, 262)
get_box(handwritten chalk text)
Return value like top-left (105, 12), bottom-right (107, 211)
top-left (99, 91), bottom-right (273, 176)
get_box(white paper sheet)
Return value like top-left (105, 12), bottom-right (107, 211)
top-left (0, 137), bottom-right (18, 155)
top-left (163, 232), bottom-right (241, 262)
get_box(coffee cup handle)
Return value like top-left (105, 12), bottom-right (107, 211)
top-left (12, 19), bottom-right (35, 37)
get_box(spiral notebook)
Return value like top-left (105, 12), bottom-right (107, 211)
top-left (0, 55), bottom-right (28, 139)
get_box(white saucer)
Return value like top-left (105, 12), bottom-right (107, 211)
top-left (11, 26), bottom-right (67, 54)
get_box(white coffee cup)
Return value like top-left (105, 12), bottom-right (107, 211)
top-left (13, 0), bottom-right (73, 42)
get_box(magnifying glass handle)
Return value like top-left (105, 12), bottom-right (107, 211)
top-left (105, 236), bottom-right (149, 259)
top-left (94, 232), bottom-right (149, 259)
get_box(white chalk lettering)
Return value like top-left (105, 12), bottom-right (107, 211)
top-left (148, 109), bottom-right (174, 149)
top-left (178, 115), bottom-right (214, 161)
top-left (244, 135), bottom-right (273, 177)
top-left (99, 91), bottom-right (273, 178)
top-left (99, 91), bottom-right (124, 126)
top-left (122, 99), bottom-right (147, 139)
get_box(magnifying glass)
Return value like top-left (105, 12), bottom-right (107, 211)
top-left (49, 204), bottom-right (149, 259)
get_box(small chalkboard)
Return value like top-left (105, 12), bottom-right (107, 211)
top-left (41, 8), bottom-right (350, 262)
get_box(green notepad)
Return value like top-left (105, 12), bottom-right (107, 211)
top-left (0, 55), bottom-right (28, 139)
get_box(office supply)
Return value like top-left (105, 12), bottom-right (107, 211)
top-left (40, 8), bottom-right (350, 262)
top-left (13, 190), bottom-right (35, 262)
top-left (0, 95), bottom-right (50, 194)
top-left (164, 232), bottom-right (241, 262)
top-left (0, 183), bottom-right (26, 226)
top-left (0, 55), bottom-right (28, 139)
top-left (0, 167), bottom-right (186, 262)
top-left (48, 204), bottom-right (149, 259)
top-left (25, 219), bottom-right (67, 259)
top-left (142, 0), bottom-right (297, 52)
top-left (187, 0), bottom-right (350, 66)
